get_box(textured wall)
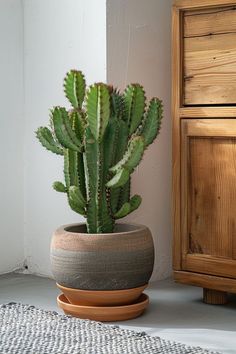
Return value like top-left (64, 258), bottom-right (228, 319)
top-left (107, 0), bottom-right (172, 280)
top-left (0, 0), bottom-right (25, 273)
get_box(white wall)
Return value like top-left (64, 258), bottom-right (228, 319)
top-left (23, 0), bottom-right (107, 276)
top-left (0, 0), bottom-right (172, 280)
top-left (0, 0), bottom-right (25, 273)
top-left (107, 0), bottom-right (172, 280)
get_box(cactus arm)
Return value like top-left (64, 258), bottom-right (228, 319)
top-left (101, 117), bottom-right (119, 230)
top-left (51, 107), bottom-right (82, 151)
top-left (110, 186), bottom-right (121, 215)
top-left (141, 98), bottom-right (163, 147)
top-left (64, 70), bottom-right (86, 109)
top-left (69, 186), bottom-right (86, 208)
top-left (83, 152), bottom-right (90, 202)
top-left (69, 150), bottom-right (79, 187)
top-left (114, 194), bottom-right (142, 219)
top-left (84, 128), bottom-right (99, 232)
top-left (69, 110), bottom-right (86, 143)
top-left (110, 188), bottom-right (121, 214)
top-left (64, 149), bottom-right (79, 188)
top-left (123, 84), bottom-right (146, 134)
top-left (110, 136), bottom-right (145, 174)
top-left (129, 194), bottom-right (142, 212)
top-left (106, 168), bottom-right (130, 189)
top-left (85, 127), bottom-right (113, 233)
top-left (68, 186), bottom-right (86, 216)
top-left (77, 153), bottom-right (86, 200)
top-left (114, 202), bottom-right (130, 219)
top-left (64, 150), bottom-right (86, 216)
top-left (53, 181), bottom-right (67, 193)
top-left (36, 127), bottom-right (63, 155)
top-left (63, 149), bottom-right (70, 189)
top-left (107, 136), bottom-right (145, 189)
top-left (68, 109), bottom-right (87, 199)
top-left (86, 83), bottom-right (110, 141)
top-left (111, 89), bottom-right (124, 119)
top-left (109, 120), bottom-right (129, 213)
top-left (117, 178), bottom-right (131, 211)
top-left (103, 117), bottom-right (119, 174)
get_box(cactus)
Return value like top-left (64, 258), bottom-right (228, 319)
top-left (36, 70), bottom-right (163, 233)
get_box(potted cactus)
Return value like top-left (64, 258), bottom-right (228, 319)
top-left (36, 70), bottom-right (163, 320)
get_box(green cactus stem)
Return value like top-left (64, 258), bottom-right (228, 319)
top-left (141, 98), bottom-right (163, 147)
top-left (51, 107), bottom-right (82, 151)
top-left (85, 127), bottom-right (113, 233)
top-left (68, 186), bottom-right (86, 216)
top-left (53, 181), bottom-right (67, 193)
top-left (36, 69), bottom-right (163, 233)
top-left (123, 84), bottom-right (146, 134)
top-left (114, 195), bottom-right (142, 219)
top-left (109, 136), bottom-right (145, 177)
top-left (64, 70), bottom-right (86, 109)
top-left (36, 127), bottom-right (63, 155)
top-left (86, 83), bottom-right (110, 142)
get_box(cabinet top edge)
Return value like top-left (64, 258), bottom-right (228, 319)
top-left (173, 0), bottom-right (236, 10)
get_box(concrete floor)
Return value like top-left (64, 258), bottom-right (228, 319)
top-left (0, 273), bottom-right (236, 353)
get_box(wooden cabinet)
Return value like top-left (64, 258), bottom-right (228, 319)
top-left (172, 0), bottom-right (236, 304)
top-left (184, 6), bottom-right (236, 105)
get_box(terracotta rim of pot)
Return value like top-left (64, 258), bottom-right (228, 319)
top-left (56, 222), bottom-right (148, 237)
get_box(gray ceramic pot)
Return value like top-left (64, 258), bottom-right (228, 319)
top-left (50, 223), bottom-right (154, 290)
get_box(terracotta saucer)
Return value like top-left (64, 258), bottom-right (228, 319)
top-left (57, 283), bottom-right (147, 306)
top-left (57, 293), bottom-right (149, 322)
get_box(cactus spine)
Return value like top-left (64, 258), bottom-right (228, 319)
top-left (36, 70), bottom-right (163, 233)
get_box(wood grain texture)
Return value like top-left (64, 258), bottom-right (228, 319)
top-left (174, 0), bottom-right (236, 9)
top-left (183, 6), bottom-right (236, 105)
top-left (180, 107), bottom-right (236, 118)
top-left (203, 288), bottom-right (228, 304)
top-left (183, 254), bottom-right (236, 278)
top-left (172, 5), bottom-right (183, 270)
top-left (183, 118), bottom-right (236, 136)
top-left (174, 271), bottom-right (236, 293)
top-left (184, 7), bottom-right (236, 37)
top-left (173, 0), bottom-right (236, 296)
top-left (181, 120), bottom-right (236, 274)
top-left (188, 137), bottom-right (236, 257)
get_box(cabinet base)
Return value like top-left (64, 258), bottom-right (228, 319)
top-left (203, 288), bottom-right (228, 305)
top-left (174, 270), bottom-right (236, 299)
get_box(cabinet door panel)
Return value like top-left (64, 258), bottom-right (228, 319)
top-left (181, 119), bottom-right (236, 277)
top-left (183, 6), bottom-right (236, 105)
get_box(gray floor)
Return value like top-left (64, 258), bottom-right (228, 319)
top-left (0, 273), bottom-right (236, 353)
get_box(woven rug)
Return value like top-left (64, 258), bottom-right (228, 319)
top-left (0, 303), bottom-right (221, 354)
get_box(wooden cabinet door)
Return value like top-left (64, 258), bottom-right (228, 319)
top-left (181, 119), bottom-right (236, 278)
top-left (184, 6), bottom-right (236, 105)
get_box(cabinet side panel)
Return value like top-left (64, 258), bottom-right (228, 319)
top-left (172, 6), bottom-right (183, 269)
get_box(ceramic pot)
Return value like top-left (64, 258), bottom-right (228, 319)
top-left (50, 222), bottom-right (154, 291)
